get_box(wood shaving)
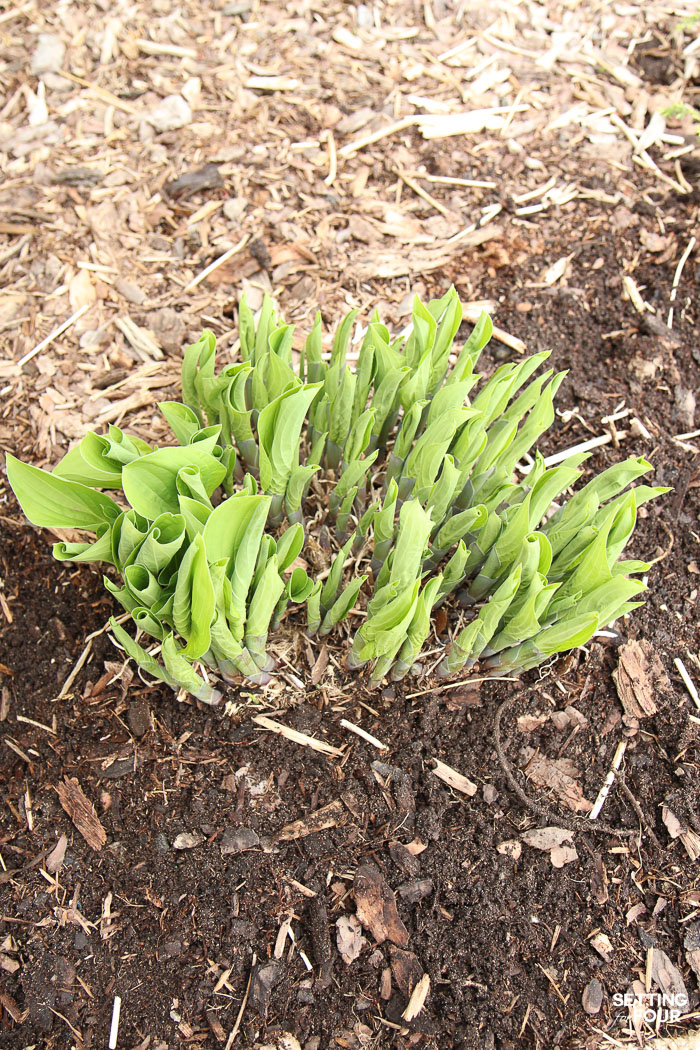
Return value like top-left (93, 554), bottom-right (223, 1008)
top-left (56, 777), bottom-right (106, 851)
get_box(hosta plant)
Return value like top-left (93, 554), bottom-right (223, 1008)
top-left (6, 288), bottom-right (667, 701)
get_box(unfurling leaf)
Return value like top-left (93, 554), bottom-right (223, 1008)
top-left (7, 455), bottom-right (121, 530)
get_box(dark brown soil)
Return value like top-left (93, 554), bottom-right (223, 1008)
top-left (1, 196), bottom-right (699, 1050)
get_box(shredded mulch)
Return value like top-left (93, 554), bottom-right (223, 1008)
top-left (1, 1), bottom-right (699, 1048)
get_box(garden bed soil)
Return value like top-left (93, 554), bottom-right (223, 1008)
top-left (1, 206), bottom-right (699, 1050)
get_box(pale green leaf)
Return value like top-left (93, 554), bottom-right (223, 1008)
top-left (173, 532), bottom-right (215, 659)
top-left (122, 446), bottom-right (224, 518)
top-left (7, 454), bottom-right (121, 530)
top-left (276, 522), bottom-right (305, 571)
top-left (53, 433), bottom-right (123, 489)
top-left (258, 383), bottom-right (323, 495)
top-left (161, 634), bottom-right (222, 703)
top-left (446, 311), bottom-right (492, 383)
top-left (110, 618), bottom-right (176, 688)
top-left (53, 523), bottom-right (115, 564)
top-left (135, 513), bottom-right (187, 575)
top-left (158, 401), bottom-right (201, 445)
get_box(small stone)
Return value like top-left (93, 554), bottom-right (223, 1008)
top-left (42, 72), bottom-right (72, 92)
top-left (128, 698), bottom-right (151, 738)
top-left (397, 878), bottom-right (433, 903)
top-left (221, 827), bottom-right (260, 855)
top-left (154, 833), bottom-right (170, 854)
top-left (483, 784), bottom-right (498, 804)
top-left (223, 197), bottom-right (247, 221)
top-left (158, 939), bottom-right (182, 960)
top-left (582, 977), bottom-right (604, 1015)
top-left (416, 806), bottom-right (441, 841)
top-left (79, 326), bottom-right (110, 349)
top-left (251, 960), bottom-right (282, 1014)
top-left (148, 94), bottom-right (192, 133)
top-left (173, 830), bottom-right (204, 850)
top-left (389, 946), bottom-right (423, 997)
top-left (114, 277), bottom-right (147, 305)
top-left (230, 918), bottom-right (257, 940)
top-left (496, 839), bottom-right (522, 861)
top-left (31, 34), bottom-right (66, 75)
top-left (48, 617), bottom-right (68, 642)
top-left (148, 307), bottom-right (185, 353)
top-left (388, 842), bottom-right (420, 878)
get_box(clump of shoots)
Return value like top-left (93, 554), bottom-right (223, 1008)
top-left (7, 288), bottom-right (667, 700)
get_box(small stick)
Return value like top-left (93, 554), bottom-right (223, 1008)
top-left (338, 116), bottom-right (418, 158)
top-left (431, 758), bottom-right (477, 796)
top-left (224, 952), bottom-right (256, 1050)
top-left (108, 995), bottom-right (121, 1049)
top-left (17, 303), bottom-right (92, 368)
top-left (49, 1006), bottom-right (82, 1039)
top-left (406, 675), bottom-right (517, 699)
top-left (184, 235), bottom-right (249, 292)
top-left (57, 613), bottom-right (130, 699)
top-left (490, 323), bottom-right (526, 354)
top-left (252, 714), bottom-right (342, 756)
top-left (0, 232), bottom-right (31, 265)
top-left (402, 973), bottom-right (430, 1021)
top-left (618, 776), bottom-right (662, 851)
top-left (323, 130), bottom-right (337, 187)
top-left (668, 236), bottom-right (696, 327)
top-left (4, 738), bottom-right (32, 764)
top-left (589, 740), bottom-right (627, 821)
top-left (286, 878), bottom-right (317, 897)
top-left (543, 431), bottom-right (626, 467)
top-left (0, 2), bottom-right (32, 23)
top-left (674, 657), bottom-right (700, 710)
top-left (460, 307), bottom-right (526, 353)
top-left (416, 173), bottom-right (497, 189)
top-left (135, 38), bottom-right (197, 58)
top-left (630, 417), bottom-right (651, 440)
top-left (397, 169), bottom-right (453, 218)
top-left (622, 275), bottom-right (648, 314)
top-left (511, 175), bottom-right (557, 204)
top-left (632, 151), bottom-right (688, 195)
top-left (437, 37), bottom-right (476, 62)
top-left (58, 70), bottom-right (138, 114)
top-left (461, 299), bottom-right (499, 319)
top-left (58, 639), bottom-right (93, 698)
top-left (675, 158), bottom-right (693, 194)
top-left (340, 718), bottom-right (387, 751)
top-left (16, 715), bottom-right (56, 735)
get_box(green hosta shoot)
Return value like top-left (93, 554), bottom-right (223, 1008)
top-left (6, 287), bottom-right (667, 700)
